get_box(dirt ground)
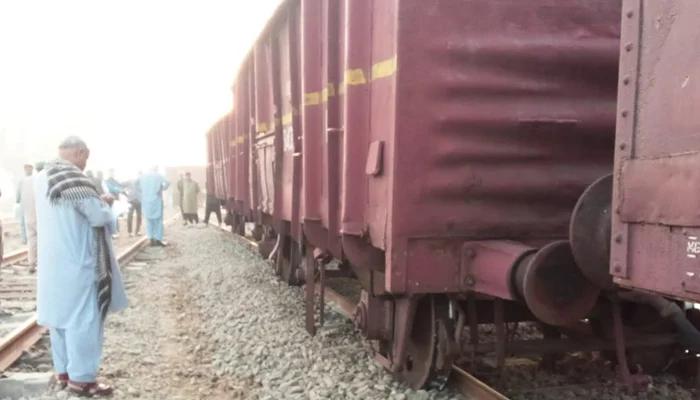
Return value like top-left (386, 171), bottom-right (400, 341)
top-left (23, 222), bottom-right (458, 400)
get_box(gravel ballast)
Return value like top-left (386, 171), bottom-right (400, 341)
top-left (16, 222), bottom-right (463, 400)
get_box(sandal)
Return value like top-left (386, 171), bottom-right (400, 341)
top-left (49, 373), bottom-right (69, 389)
top-left (67, 381), bottom-right (114, 397)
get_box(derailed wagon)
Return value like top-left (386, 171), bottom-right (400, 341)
top-left (208, 0), bottom-right (700, 391)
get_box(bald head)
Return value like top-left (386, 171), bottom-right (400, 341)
top-left (58, 136), bottom-right (90, 171)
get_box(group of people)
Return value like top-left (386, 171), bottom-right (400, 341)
top-left (6, 161), bottom-right (170, 273)
top-left (0, 136), bottom-right (226, 396)
top-left (173, 172), bottom-right (223, 227)
top-left (1, 137), bottom-right (172, 396)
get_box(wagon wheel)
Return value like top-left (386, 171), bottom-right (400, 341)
top-left (397, 295), bottom-right (454, 389)
top-left (251, 224), bottom-right (264, 241)
top-left (673, 309), bottom-right (700, 378)
top-left (258, 227), bottom-right (277, 260)
top-left (232, 214), bottom-right (245, 236)
top-left (592, 300), bottom-right (676, 374)
top-left (276, 237), bottom-right (302, 286)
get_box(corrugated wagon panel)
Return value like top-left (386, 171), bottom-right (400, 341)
top-left (383, 0), bottom-right (621, 293)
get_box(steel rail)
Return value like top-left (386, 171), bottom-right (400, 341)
top-left (0, 317), bottom-right (45, 372)
top-left (0, 236), bottom-right (150, 373)
top-left (321, 285), bottom-right (510, 399)
top-left (450, 366), bottom-right (510, 400)
top-left (1, 248), bottom-right (29, 266)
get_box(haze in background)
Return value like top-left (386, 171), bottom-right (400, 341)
top-left (0, 0), bottom-right (282, 217)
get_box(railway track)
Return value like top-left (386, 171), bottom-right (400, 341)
top-left (0, 235), bottom-right (152, 373)
top-left (1, 248), bottom-right (29, 266)
top-left (223, 226), bottom-right (511, 400)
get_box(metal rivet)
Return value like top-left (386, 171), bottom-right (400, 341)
top-left (619, 143), bottom-right (626, 150)
top-left (465, 276), bottom-right (475, 286)
top-left (615, 234), bottom-right (624, 243)
top-left (622, 76), bottom-right (630, 85)
top-left (621, 110), bottom-right (629, 118)
top-left (625, 43), bottom-right (634, 52)
top-left (626, 10), bottom-right (634, 18)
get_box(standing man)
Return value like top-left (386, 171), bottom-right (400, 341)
top-left (125, 172), bottom-right (142, 237)
top-left (103, 170), bottom-right (124, 238)
top-left (203, 192), bottom-right (222, 226)
top-left (173, 173), bottom-right (184, 222)
top-left (139, 166), bottom-right (170, 246)
top-left (15, 164), bottom-right (33, 245)
top-left (20, 162), bottom-right (45, 271)
top-left (181, 172), bottom-right (200, 224)
top-left (35, 137), bottom-right (127, 396)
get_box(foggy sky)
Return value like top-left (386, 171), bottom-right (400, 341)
top-left (0, 0), bottom-right (282, 216)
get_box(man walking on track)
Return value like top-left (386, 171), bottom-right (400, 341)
top-left (35, 136), bottom-right (127, 397)
top-left (139, 166), bottom-right (170, 246)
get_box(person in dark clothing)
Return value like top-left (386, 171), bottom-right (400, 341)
top-left (125, 174), bottom-right (142, 237)
top-left (203, 193), bottom-right (222, 226)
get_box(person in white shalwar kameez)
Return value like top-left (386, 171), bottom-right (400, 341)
top-left (35, 137), bottom-right (127, 397)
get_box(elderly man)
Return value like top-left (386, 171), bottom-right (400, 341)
top-left (139, 166), bottom-right (170, 246)
top-left (35, 137), bottom-right (127, 396)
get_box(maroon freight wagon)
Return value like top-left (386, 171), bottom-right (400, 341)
top-left (326, 0), bottom-right (621, 387)
top-left (611, 0), bottom-right (700, 302)
top-left (210, 0), bottom-right (700, 390)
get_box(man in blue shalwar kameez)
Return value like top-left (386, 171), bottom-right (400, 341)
top-left (35, 137), bottom-right (127, 397)
top-left (139, 167), bottom-right (170, 246)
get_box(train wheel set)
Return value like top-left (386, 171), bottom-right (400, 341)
top-left (207, 0), bottom-right (700, 392)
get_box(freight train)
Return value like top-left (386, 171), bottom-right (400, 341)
top-left (207, 0), bottom-right (700, 390)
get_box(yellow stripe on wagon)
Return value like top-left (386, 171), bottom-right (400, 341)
top-left (256, 122), bottom-right (269, 133)
top-left (304, 92), bottom-right (321, 106)
top-left (371, 56), bottom-right (397, 81)
top-left (321, 83), bottom-right (336, 102)
top-left (344, 69), bottom-right (367, 86)
top-left (282, 112), bottom-right (293, 126)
